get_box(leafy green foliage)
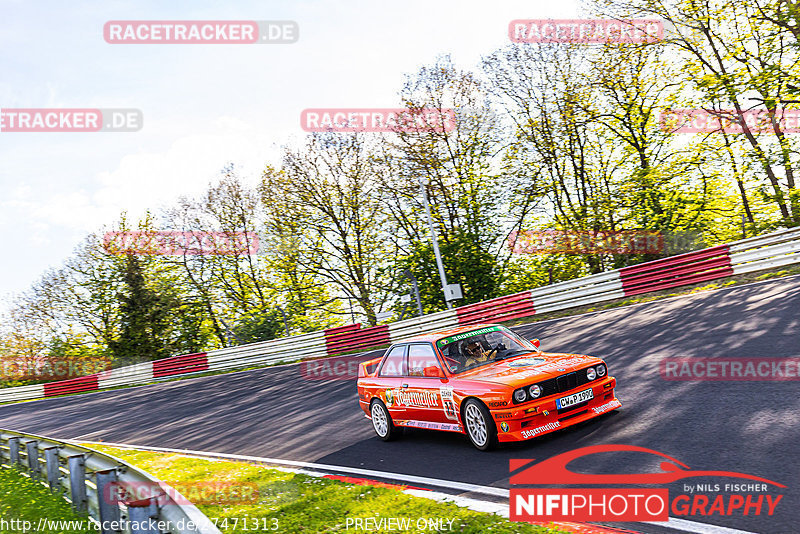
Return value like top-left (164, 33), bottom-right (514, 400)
top-left (108, 256), bottom-right (181, 363)
top-left (3, 0), bottom-right (799, 367)
top-left (233, 309), bottom-right (287, 343)
top-left (0, 467), bottom-right (93, 533)
top-left (394, 229), bottom-right (502, 311)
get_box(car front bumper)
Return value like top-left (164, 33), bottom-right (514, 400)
top-left (492, 376), bottom-right (620, 442)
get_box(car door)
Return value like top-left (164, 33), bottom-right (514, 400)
top-left (402, 343), bottom-right (456, 425)
top-left (375, 344), bottom-right (408, 420)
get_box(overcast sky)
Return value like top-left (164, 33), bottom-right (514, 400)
top-left (0, 0), bottom-right (585, 306)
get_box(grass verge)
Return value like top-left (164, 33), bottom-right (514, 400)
top-left (0, 466), bottom-right (93, 533)
top-left (86, 444), bottom-right (569, 534)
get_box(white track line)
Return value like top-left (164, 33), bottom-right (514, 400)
top-left (641, 518), bottom-right (756, 534)
top-left (70, 440), bottom-right (760, 534)
top-left (68, 439), bottom-right (509, 498)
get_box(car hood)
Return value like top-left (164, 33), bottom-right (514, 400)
top-left (453, 351), bottom-right (602, 388)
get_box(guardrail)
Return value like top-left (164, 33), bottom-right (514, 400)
top-left (618, 245), bottom-right (732, 296)
top-left (0, 428), bottom-right (220, 534)
top-left (2, 226), bottom-right (799, 404)
top-left (153, 353), bottom-right (208, 378)
top-left (324, 324), bottom-right (391, 355)
top-left (455, 292), bottom-right (536, 325)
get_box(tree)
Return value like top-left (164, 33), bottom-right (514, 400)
top-left (484, 42), bottom-right (626, 273)
top-left (380, 56), bottom-right (514, 304)
top-left (108, 255), bottom-right (174, 362)
top-left (264, 134), bottom-right (395, 325)
top-left (598, 0), bottom-right (800, 227)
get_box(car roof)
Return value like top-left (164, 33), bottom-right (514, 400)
top-left (395, 323), bottom-right (504, 345)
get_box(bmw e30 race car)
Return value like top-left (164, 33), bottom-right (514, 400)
top-left (356, 324), bottom-right (620, 450)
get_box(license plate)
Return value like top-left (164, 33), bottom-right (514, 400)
top-left (556, 388), bottom-right (593, 409)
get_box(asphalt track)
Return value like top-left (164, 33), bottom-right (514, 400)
top-left (2, 275), bottom-right (798, 534)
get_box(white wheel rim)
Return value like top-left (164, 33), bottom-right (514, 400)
top-left (371, 403), bottom-right (389, 437)
top-left (465, 404), bottom-right (488, 446)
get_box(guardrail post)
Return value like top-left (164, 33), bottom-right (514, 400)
top-left (25, 440), bottom-right (39, 478)
top-left (44, 447), bottom-right (60, 491)
top-left (68, 455), bottom-right (88, 513)
top-left (127, 497), bottom-right (160, 534)
top-left (95, 469), bottom-right (122, 534)
top-left (8, 437), bottom-right (20, 466)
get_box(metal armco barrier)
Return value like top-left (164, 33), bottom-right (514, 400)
top-left (730, 227), bottom-right (800, 274)
top-left (455, 291), bottom-right (536, 325)
top-left (618, 245), bottom-right (733, 297)
top-left (43, 375), bottom-right (100, 398)
top-left (0, 429), bottom-right (220, 534)
top-left (152, 353), bottom-right (208, 378)
top-left (324, 324), bottom-right (391, 355)
top-left (1, 227), bottom-right (799, 404)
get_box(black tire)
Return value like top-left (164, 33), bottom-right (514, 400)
top-left (462, 398), bottom-right (497, 451)
top-left (370, 399), bottom-right (402, 441)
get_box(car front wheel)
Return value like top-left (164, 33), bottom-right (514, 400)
top-left (463, 399), bottom-right (497, 451)
top-left (370, 399), bottom-right (402, 441)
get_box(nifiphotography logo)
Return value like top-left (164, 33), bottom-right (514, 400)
top-left (509, 445), bottom-right (785, 523)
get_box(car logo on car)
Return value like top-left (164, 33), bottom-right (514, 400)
top-left (385, 389), bottom-right (394, 406)
top-left (500, 422), bottom-right (509, 432)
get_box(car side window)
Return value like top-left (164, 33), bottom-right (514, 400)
top-left (407, 344), bottom-right (441, 376)
top-left (379, 345), bottom-right (407, 376)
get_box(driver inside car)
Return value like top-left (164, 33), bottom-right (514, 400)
top-left (463, 340), bottom-right (497, 367)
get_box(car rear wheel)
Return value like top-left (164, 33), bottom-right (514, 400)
top-left (463, 399), bottom-right (497, 451)
top-left (370, 399), bottom-right (402, 441)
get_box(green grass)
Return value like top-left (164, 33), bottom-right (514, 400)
top-left (87, 445), bottom-right (569, 534)
top-left (0, 466), bottom-right (93, 533)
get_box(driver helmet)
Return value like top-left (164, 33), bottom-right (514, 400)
top-left (463, 339), bottom-right (485, 359)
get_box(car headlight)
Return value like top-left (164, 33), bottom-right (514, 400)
top-left (528, 384), bottom-right (542, 398)
top-left (513, 389), bottom-right (527, 403)
top-left (586, 367), bottom-right (597, 380)
top-left (597, 364), bottom-right (606, 377)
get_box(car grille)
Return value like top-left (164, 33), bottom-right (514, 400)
top-left (538, 369), bottom-right (592, 398)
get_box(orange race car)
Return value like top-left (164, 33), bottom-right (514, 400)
top-left (356, 324), bottom-right (621, 450)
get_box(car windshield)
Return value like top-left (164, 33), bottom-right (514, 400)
top-left (436, 326), bottom-right (537, 374)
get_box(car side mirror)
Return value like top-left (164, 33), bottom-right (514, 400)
top-left (423, 365), bottom-right (444, 378)
top-left (531, 338), bottom-right (540, 348)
